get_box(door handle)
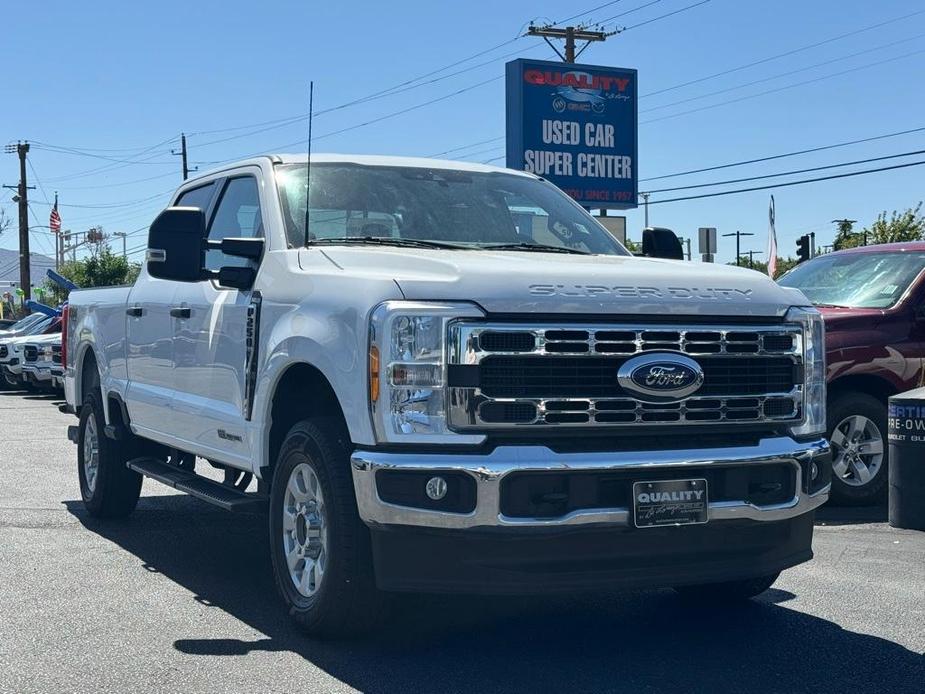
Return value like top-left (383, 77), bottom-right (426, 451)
top-left (169, 306), bottom-right (191, 319)
top-left (126, 306), bottom-right (143, 317)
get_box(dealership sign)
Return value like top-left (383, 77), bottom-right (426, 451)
top-left (505, 58), bottom-right (638, 209)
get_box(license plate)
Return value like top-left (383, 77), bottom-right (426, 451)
top-left (633, 478), bottom-right (708, 528)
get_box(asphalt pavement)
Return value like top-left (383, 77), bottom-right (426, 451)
top-left (0, 389), bottom-right (923, 694)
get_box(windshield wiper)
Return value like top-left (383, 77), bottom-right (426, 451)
top-left (310, 236), bottom-right (468, 250)
top-left (813, 302), bottom-right (851, 308)
top-left (481, 242), bottom-right (591, 255)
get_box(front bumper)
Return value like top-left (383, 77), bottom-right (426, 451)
top-left (351, 436), bottom-right (831, 530)
top-left (353, 436), bottom-right (830, 593)
top-left (22, 364), bottom-right (53, 382)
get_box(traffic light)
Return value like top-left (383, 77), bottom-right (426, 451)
top-left (796, 234), bottom-right (811, 263)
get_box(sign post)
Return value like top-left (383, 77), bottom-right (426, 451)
top-left (698, 227), bottom-right (717, 263)
top-left (506, 59), bottom-right (637, 210)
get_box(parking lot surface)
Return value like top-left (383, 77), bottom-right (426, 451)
top-left (0, 389), bottom-right (923, 694)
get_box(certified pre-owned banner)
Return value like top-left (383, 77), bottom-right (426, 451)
top-left (505, 58), bottom-right (638, 209)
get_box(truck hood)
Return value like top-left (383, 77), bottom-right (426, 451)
top-left (316, 247), bottom-right (809, 318)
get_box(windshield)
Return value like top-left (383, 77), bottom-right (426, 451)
top-left (4, 314), bottom-right (43, 332)
top-left (275, 163), bottom-right (628, 256)
top-left (779, 251), bottom-right (925, 308)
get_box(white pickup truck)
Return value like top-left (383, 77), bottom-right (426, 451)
top-left (64, 154), bottom-right (830, 635)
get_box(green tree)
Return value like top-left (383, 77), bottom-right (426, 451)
top-left (832, 219), bottom-right (862, 251)
top-left (43, 246), bottom-right (140, 304)
top-left (863, 202), bottom-right (925, 245)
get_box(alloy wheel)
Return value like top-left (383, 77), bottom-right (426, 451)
top-left (282, 462), bottom-right (328, 597)
top-left (830, 414), bottom-right (884, 487)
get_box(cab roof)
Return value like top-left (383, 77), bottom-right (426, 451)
top-left (190, 153), bottom-right (535, 185)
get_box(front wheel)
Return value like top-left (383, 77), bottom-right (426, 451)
top-left (268, 419), bottom-right (383, 637)
top-left (673, 572), bottom-right (780, 601)
top-left (827, 392), bottom-right (888, 506)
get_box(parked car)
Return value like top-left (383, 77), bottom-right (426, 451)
top-left (0, 316), bottom-right (60, 389)
top-left (64, 154), bottom-right (829, 635)
top-left (779, 242), bottom-right (925, 504)
top-left (21, 333), bottom-right (62, 391)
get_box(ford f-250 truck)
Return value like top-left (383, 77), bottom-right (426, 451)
top-left (64, 154), bottom-right (830, 635)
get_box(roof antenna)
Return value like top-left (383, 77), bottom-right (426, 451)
top-left (303, 81), bottom-right (314, 248)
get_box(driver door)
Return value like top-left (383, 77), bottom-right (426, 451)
top-left (168, 171), bottom-right (264, 466)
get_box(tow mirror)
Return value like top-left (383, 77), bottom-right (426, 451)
top-left (147, 207), bottom-right (206, 282)
top-left (642, 227), bottom-right (684, 260)
top-left (208, 237), bottom-right (264, 261)
top-left (216, 266), bottom-right (257, 291)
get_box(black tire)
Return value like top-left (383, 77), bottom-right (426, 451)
top-left (673, 572), bottom-right (780, 601)
top-left (77, 391), bottom-right (142, 518)
top-left (827, 391), bottom-right (888, 506)
top-left (268, 419), bottom-right (383, 637)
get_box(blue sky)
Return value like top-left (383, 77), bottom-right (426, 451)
top-left (2, 0), bottom-right (924, 265)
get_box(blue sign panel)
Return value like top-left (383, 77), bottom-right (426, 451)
top-left (506, 58), bottom-right (637, 209)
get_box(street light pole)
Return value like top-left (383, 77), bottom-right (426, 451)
top-left (722, 230), bottom-right (754, 266)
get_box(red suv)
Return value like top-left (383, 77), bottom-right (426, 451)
top-left (779, 242), bottom-right (925, 504)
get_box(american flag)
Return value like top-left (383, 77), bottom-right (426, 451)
top-left (49, 195), bottom-right (61, 234)
top-left (766, 195), bottom-right (777, 279)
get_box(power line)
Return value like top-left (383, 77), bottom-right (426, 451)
top-left (646, 148), bottom-right (925, 194)
top-left (556, 0), bottom-right (626, 25)
top-left (647, 159), bottom-right (925, 205)
top-left (639, 32), bottom-right (925, 115)
top-left (640, 47), bottom-right (925, 125)
top-left (596, 0), bottom-right (664, 26)
top-left (641, 125), bottom-right (925, 181)
top-left (28, 136), bottom-right (180, 155)
top-left (619, 0), bottom-right (711, 32)
top-left (190, 44), bottom-right (543, 150)
top-left (428, 136), bottom-right (505, 158)
top-left (641, 7), bottom-right (925, 98)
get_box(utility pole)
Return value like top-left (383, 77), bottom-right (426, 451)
top-left (640, 192), bottom-right (650, 227)
top-left (4, 142), bottom-right (35, 302)
top-left (526, 23), bottom-right (609, 63)
top-left (722, 230), bottom-right (754, 266)
top-left (171, 133), bottom-right (197, 180)
top-left (113, 231), bottom-right (127, 259)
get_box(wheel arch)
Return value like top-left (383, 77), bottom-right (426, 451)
top-left (828, 374), bottom-right (898, 405)
top-left (263, 362), bottom-right (349, 480)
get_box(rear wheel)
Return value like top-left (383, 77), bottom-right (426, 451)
top-left (827, 392), bottom-right (888, 506)
top-left (268, 419), bottom-right (383, 636)
top-left (673, 572), bottom-right (780, 601)
top-left (77, 391), bottom-right (142, 518)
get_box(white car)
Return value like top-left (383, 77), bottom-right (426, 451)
top-left (21, 333), bottom-right (60, 390)
top-left (64, 154), bottom-right (830, 635)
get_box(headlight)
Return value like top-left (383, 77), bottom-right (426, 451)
top-left (369, 301), bottom-right (485, 444)
top-left (786, 306), bottom-right (826, 438)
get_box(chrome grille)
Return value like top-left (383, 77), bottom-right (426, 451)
top-left (447, 322), bottom-right (804, 430)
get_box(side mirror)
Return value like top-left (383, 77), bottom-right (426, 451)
top-left (208, 237), bottom-right (264, 261)
top-left (216, 266), bottom-right (257, 291)
top-left (642, 227), bottom-right (684, 260)
top-left (147, 207), bottom-right (206, 282)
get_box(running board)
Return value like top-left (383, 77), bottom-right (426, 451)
top-left (126, 457), bottom-right (267, 513)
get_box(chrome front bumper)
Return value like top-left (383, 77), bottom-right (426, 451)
top-left (22, 364), bottom-right (53, 381)
top-left (351, 436), bottom-right (830, 529)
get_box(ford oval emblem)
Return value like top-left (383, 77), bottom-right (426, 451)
top-left (617, 353), bottom-right (704, 402)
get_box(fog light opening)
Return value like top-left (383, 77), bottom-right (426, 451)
top-left (425, 476), bottom-right (448, 501)
top-left (810, 462), bottom-right (819, 482)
